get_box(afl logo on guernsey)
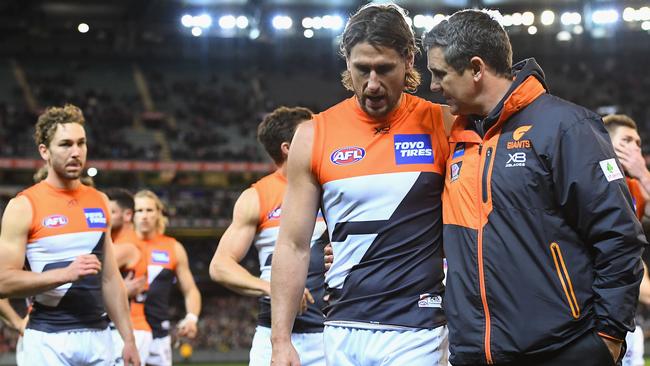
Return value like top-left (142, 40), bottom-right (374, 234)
top-left (43, 214), bottom-right (68, 228)
top-left (268, 207), bottom-right (282, 220)
top-left (84, 208), bottom-right (107, 228)
top-left (330, 147), bottom-right (365, 165)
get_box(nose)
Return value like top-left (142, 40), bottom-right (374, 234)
top-left (366, 71), bottom-right (380, 93)
top-left (430, 79), bottom-right (441, 93)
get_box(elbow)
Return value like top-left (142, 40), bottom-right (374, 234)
top-left (208, 258), bottom-right (227, 283)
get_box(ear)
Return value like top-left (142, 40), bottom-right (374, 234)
top-left (406, 52), bottom-right (415, 70)
top-left (280, 141), bottom-right (291, 159)
top-left (124, 209), bottom-right (134, 223)
top-left (469, 56), bottom-right (486, 82)
top-left (38, 144), bottom-right (49, 162)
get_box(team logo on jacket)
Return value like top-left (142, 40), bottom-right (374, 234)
top-left (151, 250), bottom-right (170, 264)
top-left (330, 146), bottom-right (365, 165)
top-left (418, 293), bottom-right (442, 308)
top-left (43, 214), bottom-right (68, 228)
top-left (394, 134), bottom-right (434, 165)
top-left (507, 125), bottom-right (532, 149)
top-left (83, 208), bottom-right (107, 228)
top-left (268, 206), bottom-right (282, 220)
top-left (450, 162), bottom-right (462, 182)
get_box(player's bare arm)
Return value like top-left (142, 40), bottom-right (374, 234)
top-left (0, 196), bottom-right (101, 298)
top-left (271, 120), bottom-right (321, 366)
top-left (114, 242), bottom-right (141, 271)
top-left (209, 188), bottom-right (270, 297)
top-left (0, 299), bottom-right (26, 334)
top-left (99, 194), bottom-right (140, 366)
top-left (175, 241), bottom-right (202, 339)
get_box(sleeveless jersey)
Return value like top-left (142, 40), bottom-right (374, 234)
top-left (251, 170), bottom-right (328, 333)
top-left (20, 181), bottom-right (110, 332)
top-left (626, 177), bottom-right (646, 220)
top-left (112, 227), bottom-right (151, 332)
top-left (135, 234), bottom-right (178, 338)
top-left (311, 94), bottom-right (449, 329)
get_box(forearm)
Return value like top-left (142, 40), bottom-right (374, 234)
top-left (636, 169), bottom-right (650, 197)
top-left (270, 241), bottom-right (309, 341)
top-left (184, 287), bottom-right (201, 317)
top-left (211, 259), bottom-right (270, 297)
top-left (103, 275), bottom-right (135, 343)
top-left (0, 300), bottom-right (22, 330)
top-left (0, 268), bottom-right (69, 298)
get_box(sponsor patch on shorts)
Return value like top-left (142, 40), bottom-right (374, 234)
top-left (394, 134), bottom-right (434, 165)
top-left (151, 250), bottom-right (170, 264)
top-left (83, 208), bottom-right (107, 228)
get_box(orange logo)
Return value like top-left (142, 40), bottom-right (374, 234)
top-left (513, 125), bottom-right (532, 141)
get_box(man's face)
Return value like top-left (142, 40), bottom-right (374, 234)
top-left (427, 47), bottom-right (477, 115)
top-left (611, 126), bottom-right (641, 150)
top-left (40, 123), bottom-right (87, 181)
top-left (346, 42), bottom-right (412, 118)
top-left (134, 196), bottom-right (158, 235)
top-left (109, 201), bottom-right (133, 232)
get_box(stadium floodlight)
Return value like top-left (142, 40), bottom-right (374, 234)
top-left (573, 25), bottom-right (584, 34)
top-left (643, 21), bottom-right (650, 30)
top-left (219, 15), bottom-right (236, 29)
top-left (191, 27), bottom-right (202, 36)
top-left (501, 14), bottom-right (513, 27)
top-left (272, 15), bottom-right (292, 30)
top-left (87, 167), bottom-right (98, 177)
top-left (312, 16), bottom-right (323, 29)
top-left (623, 7), bottom-right (636, 22)
top-left (302, 17), bottom-right (313, 28)
top-left (236, 16), bottom-right (249, 29)
top-left (541, 10), bottom-right (555, 26)
top-left (304, 29), bottom-right (314, 38)
top-left (592, 9), bottom-right (619, 25)
top-left (423, 15), bottom-right (435, 31)
top-left (561, 12), bottom-right (581, 25)
top-left (195, 14), bottom-right (212, 28)
top-left (181, 15), bottom-right (193, 28)
top-left (78, 23), bottom-right (89, 33)
top-left (330, 15), bottom-right (344, 30)
top-left (433, 14), bottom-right (445, 26)
top-left (249, 28), bottom-right (260, 39)
top-left (639, 7), bottom-right (650, 21)
top-left (521, 11), bottom-right (535, 26)
top-left (413, 14), bottom-right (425, 28)
top-left (527, 25), bottom-right (538, 35)
top-left (556, 30), bottom-right (572, 41)
top-left (511, 12), bottom-right (523, 26)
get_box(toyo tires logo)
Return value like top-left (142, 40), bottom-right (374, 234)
top-left (330, 146), bottom-right (365, 165)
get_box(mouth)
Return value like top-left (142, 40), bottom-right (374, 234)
top-left (364, 95), bottom-right (387, 110)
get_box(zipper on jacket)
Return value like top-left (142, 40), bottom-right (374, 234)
top-left (550, 242), bottom-right (581, 319)
top-left (482, 147), bottom-right (493, 203)
top-left (477, 142), bottom-right (493, 364)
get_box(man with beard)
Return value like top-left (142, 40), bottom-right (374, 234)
top-left (0, 104), bottom-right (139, 365)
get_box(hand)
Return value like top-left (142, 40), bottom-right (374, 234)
top-left (122, 339), bottom-right (141, 366)
top-left (271, 339), bottom-right (301, 366)
top-left (599, 336), bottom-right (622, 363)
top-left (299, 288), bottom-right (314, 315)
top-left (324, 244), bottom-right (333, 271)
top-left (123, 272), bottom-right (146, 298)
top-left (63, 254), bottom-right (102, 282)
top-left (177, 317), bottom-right (198, 339)
top-left (13, 316), bottom-right (28, 336)
top-left (614, 141), bottom-right (648, 180)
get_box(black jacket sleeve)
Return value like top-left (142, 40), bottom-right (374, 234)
top-left (552, 116), bottom-right (646, 340)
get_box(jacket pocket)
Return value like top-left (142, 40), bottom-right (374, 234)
top-left (549, 242), bottom-right (580, 319)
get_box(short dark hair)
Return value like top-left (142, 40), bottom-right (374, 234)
top-left (105, 188), bottom-right (135, 212)
top-left (339, 3), bottom-right (421, 92)
top-left (603, 114), bottom-right (637, 133)
top-left (257, 106), bottom-right (313, 165)
top-left (422, 9), bottom-right (512, 78)
top-left (34, 104), bottom-right (85, 147)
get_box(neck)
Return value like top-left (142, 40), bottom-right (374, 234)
top-left (112, 222), bottom-right (134, 238)
top-left (45, 173), bottom-right (81, 190)
top-left (138, 230), bottom-right (156, 241)
top-left (278, 162), bottom-right (287, 178)
top-left (477, 76), bottom-right (513, 117)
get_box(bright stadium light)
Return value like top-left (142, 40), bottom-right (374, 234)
top-left (501, 14), bottom-right (513, 27)
top-left (528, 25), bottom-right (538, 35)
top-left (639, 7), bottom-right (650, 21)
top-left (78, 23), bottom-right (89, 33)
top-left (433, 14), bottom-right (445, 26)
top-left (423, 15), bottom-right (435, 31)
top-left (302, 17), bottom-right (313, 28)
top-left (330, 15), bottom-right (344, 30)
top-left (573, 25), bottom-right (584, 34)
top-left (413, 14), bottom-right (425, 28)
top-left (195, 14), bottom-right (212, 28)
top-left (87, 167), bottom-right (98, 177)
top-left (511, 12), bottom-right (523, 26)
top-left (642, 21), bottom-right (650, 30)
top-left (304, 29), bottom-right (314, 38)
top-left (219, 15), bottom-right (236, 29)
top-left (592, 9), bottom-right (619, 25)
top-left (236, 16), bottom-right (249, 29)
top-left (312, 16), bottom-right (323, 29)
top-left (191, 26), bottom-right (202, 36)
top-left (541, 10), bottom-right (555, 26)
top-left (272, 15), bottom-right (293, 30)
top-left (181, 15), bottom-right (193, 28)
top-left (623, 7), bottom-right (636, 22)
top-left (249, 28), bottom-right (260, 39)
top-left (522, 11), bottom-right (535, 26)
top-left (556, 30), bottom-right (572, 41)
top-left (561, 12), bottom-right (581, 25)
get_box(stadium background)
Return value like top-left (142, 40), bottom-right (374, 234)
top-left (0, 0), bottom-right (649, 364)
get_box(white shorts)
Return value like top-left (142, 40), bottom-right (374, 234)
top-left (110, 328), bottom-right (153, 365)
top-left (22, 327), bottom-right (114, 366)
top-left (250, 325), bottom-right (325, 366)
top-left (323, 325), bottom-right (448, 366)
top-left (146, 335), bottom-right (172, 366)
top-left (623, 325), bottom-right (644, 366)
top-left (15, 336), bottom-right (24, 366)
